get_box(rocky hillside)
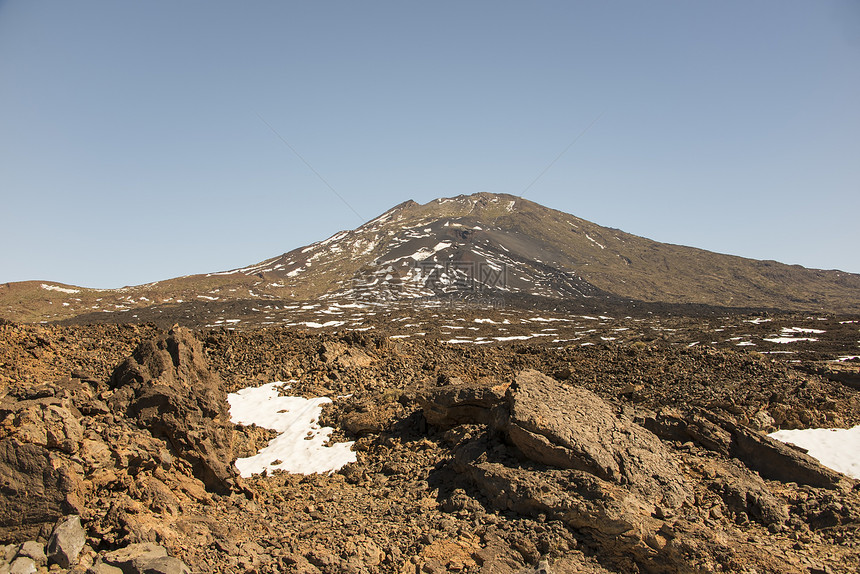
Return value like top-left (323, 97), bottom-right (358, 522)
top-left (3, 193), bottom-right (860, 324)
top-left (1, 321), bottom-right (859, 573)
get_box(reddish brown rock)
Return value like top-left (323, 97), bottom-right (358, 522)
top-left (507, 369), bottom-right (690, 510)
top-left (110, 328), bottom-right (238, 493)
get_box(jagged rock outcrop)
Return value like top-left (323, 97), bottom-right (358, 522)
top-left (450, 433), bottom-right (805, 574)
top-left (697, 458), bottom-right (789, 526)
top-left (645, 408), bottom-right (850, 490)
top-left (420, 369), bottom-right (690, 510)
top-left (419, 369), bottom-right (831, 573)
top-left (419, 380), bottom-right (509, 428)
top-left (507, 370), bottom-right (689, 509)
top-left (110, 328), bottom-right (238, 493)
top-left (0, 391), bottom-right (89, 539)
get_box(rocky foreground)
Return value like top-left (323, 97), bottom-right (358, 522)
top-left (1, 319), bottom-right (859, 573)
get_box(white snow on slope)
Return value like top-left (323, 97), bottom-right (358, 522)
top-left (408, 241), bottom-right (452, 261)
top-left (769, 426), bottom-right (860, 479)
top-left (744, 318), bottom-right (772, 324)
top-left (584, 234), bottom-right (605, 249)
top-left (764, 337), bottom-right (818, 344)
top-left (299, 320), bottom-right (345, 329)
top-left (228, 382), bottom-right (355, 476)
top-left (41, 284), bottom-right (80, 294)
top-left (782, 327), bottom-right (826, 334)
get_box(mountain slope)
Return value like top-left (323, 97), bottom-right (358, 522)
top-left (3, 192), bottom-right (860, 323)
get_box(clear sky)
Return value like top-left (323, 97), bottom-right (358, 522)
top-left (2, 1), bottom-right (858, 288)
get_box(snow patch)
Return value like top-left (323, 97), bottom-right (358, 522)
top-left (408, 241), bottom-right (452, 261)
top-left (300, 320), bottom-right (346, 329)
top-left (782, 327), bottom-right (825, 334)
top-left (228, 382), bottom-right (355, 476)
top-left (769, 426), bottom-right (860, 479)
top-left (585, 234), bottom-right (605, 249)
top-left (40, 284), bottom-right (80, 294)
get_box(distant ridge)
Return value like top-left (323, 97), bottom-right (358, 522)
top-left (3, 192), bottom-right (860, 323)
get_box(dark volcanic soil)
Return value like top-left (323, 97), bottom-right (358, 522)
top-left (1, 317), bottom-right (859, 573)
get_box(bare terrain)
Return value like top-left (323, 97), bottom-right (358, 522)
top-left (2, 194), bottom-right (860, 573)
top-left (1, 311), bottom-right (859, 573)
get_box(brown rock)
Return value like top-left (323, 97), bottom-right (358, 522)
top-left (46, 515), bottom-right (86, 569)
top-left (659, 409), bottom-right (851, 490)
top-left (12, 402), bottom-right (84, 455)
top-left (0, 440), bottom-right (86, 539)
top-left (134, 556), bottom-right (190, 574)
top-left (14, 541), bottom-right (47, 567)
top-left (8, 556), bottom-right (37, 574)
top-left (110, 328), bottom-right (238, 493)
top-left (88, 561), bottom-right (124, 574)
top-left (699, 458), bottom-right (789, 526)
top-left (418, 381), bottom-right (509, 428)
top-left (507, 369), bottom-right (689, 509)
top-left (321, 341), bottom-right (373, 369)
top-left (726, 416), bottom-right (849, 489)
top-left (102, 542), bottom-right (167, 573)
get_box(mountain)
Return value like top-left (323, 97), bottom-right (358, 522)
top-left (3, 192), bottom-right (860, 323)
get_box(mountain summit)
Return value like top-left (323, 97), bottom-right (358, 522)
top-left (3, 192), bottom-right (860, 323)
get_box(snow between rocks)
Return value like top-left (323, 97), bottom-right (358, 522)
top-left (228, 382), bottom-right (356, 476)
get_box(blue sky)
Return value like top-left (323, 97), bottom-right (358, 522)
top-left (1, 1), bottom-right (858, 288)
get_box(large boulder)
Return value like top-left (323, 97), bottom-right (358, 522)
top-left (506, 370), bottom-right (690, 509)
top-left (0, 437), bottom-right (87, 540)
top-left (420, 370), bottom-right (690, 510)
top-left (418, 380), bottom-right (509, 428)
top-left (645, 408), bottom-right (851, 490)
top-left (454, 437), bottom-right (657, 540)
top-left (110, 328), bottom-right (238, 493)
top-left (11, 402), bottom-right (84, 455)
top-left (0, 386), bottom-right (95, 539)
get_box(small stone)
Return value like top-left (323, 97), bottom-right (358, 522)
top-left (86, 559), bottom-right (124, 574)
top-left (9, 557), bottom-right (37, 574)
top-left (102, 543), bottom-right (167, 571)
top-left (12, 543), bottom-right (45, 569)
top-left (136, 556), bottom-right (191, 574)
top-left (421, 559), bottom-right (447, 574)
top-left (46, 515), bottom-right (86, 568)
